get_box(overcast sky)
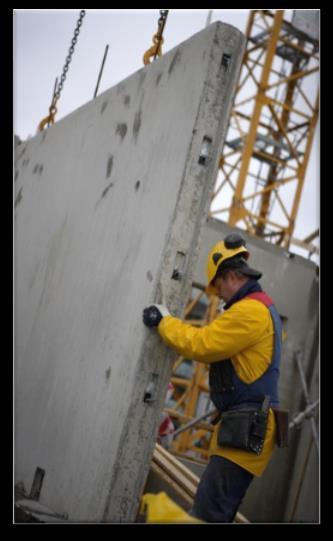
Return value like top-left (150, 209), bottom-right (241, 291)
top-left (14, 9), bottom-right (319, 258)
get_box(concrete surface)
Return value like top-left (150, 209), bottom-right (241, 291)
top-left (291, 10), bottom-right (319, 42)
top-left (14, 23), bottom-right (245, 522)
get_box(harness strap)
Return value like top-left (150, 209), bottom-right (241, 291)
top-left (246, 291), bottom-right (274, 307)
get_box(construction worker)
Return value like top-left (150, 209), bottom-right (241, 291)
top-left (142, 233), bottom-right (283, 523)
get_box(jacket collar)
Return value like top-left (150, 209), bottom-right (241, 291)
top-left (224, 279), bottom-right (262, 310)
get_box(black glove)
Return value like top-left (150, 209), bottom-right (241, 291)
top-left (143, 304), bottom-right (170, 328)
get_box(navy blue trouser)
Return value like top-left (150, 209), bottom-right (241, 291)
top-left (191, 455), bottom-right (254, 523)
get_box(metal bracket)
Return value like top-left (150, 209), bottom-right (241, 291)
top-left (171, 251), bottom-right (186, 281)
top-left (143, 373), bottom-right (159, 404)
top-left (198, 136), bottom-right (212, 165)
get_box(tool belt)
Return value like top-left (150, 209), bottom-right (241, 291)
top-left (217, 396), bottom-right (270, 456)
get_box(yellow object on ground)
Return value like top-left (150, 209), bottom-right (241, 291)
top-left (141, 492), bottom-right (203, 523)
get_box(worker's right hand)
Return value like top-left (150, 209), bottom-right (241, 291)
top-left (142, 304), bottom-right (170, 328)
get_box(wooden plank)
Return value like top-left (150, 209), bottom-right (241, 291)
top-left (171, 450), bottom-right (208, 466)
top-left (150, 462), bottom-right (193, 506)
top-left (152, 453), bottom-right (197, 498)
top-left (154, 456), bottom-right (198, 496)
top-left (151, 444), bottom-right (250, 523)
top-left (155, 444), bottom-right (200, 486)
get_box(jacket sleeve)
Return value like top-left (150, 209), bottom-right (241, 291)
top-left (157, 299), bottom-right (269, 363)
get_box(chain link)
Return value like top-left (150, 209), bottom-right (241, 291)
top-left (54, 10), bottom-right (86, 102)
top-left (157, 10), bottom-right (168, 36)
top-left (143, 10), bottom-right (169, 65)
top-left (153, 10), bottom-right (169, 60)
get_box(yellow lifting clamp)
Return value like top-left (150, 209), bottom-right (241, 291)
top-left (143, 33), bottom-right (164, 65)
top-left (38, 101), bottom-right (58, 132)
top-left (143, 10), bottom-right (169, 66)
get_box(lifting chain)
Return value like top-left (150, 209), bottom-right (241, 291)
top-left (143, 10), bottom-right (169, 66)
top-left (38, 10), bottom-right (86, 132)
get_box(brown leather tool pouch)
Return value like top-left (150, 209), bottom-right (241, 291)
top-left (272, 408), bottom-right (289, 447)
top-left (210, 410), bottom-right (222, 426)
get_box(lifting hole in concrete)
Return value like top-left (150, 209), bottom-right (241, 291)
top-left (143, 374), bottom-right (159, 404)
top-left (221, 53), bottom-right (231, 70)
top-left (171, 251), bottom-right (186, 280)
top-left (198, 136), bottom-right (212, 166)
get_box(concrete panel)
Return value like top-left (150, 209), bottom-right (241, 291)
top-left (15, 23), bottom-right (245, 522)
top-left (292, 10), bottom-right (319, 42)
top-left (194, 218), bottom-right (319, 522)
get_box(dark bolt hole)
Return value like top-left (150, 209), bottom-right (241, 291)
top-left (221, 53), bottom-right (231, 69)
top-left (144, 391), bottom-right (152, 403)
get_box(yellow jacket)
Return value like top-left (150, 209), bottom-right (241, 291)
top-left (158, 297), bottom-right (277, 476)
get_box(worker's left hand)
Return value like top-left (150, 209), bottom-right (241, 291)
top-left (143, 304), bottom-right (170, 327)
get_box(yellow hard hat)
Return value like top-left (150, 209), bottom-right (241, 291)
top-left (206, 233), bottom-right (250, 296)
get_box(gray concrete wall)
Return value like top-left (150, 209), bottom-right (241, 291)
top-left (292, 10), bottom-right (319, 41)
top-left (194, 218), bottom-right (319, 522)
top-left (15, 23), bottom-right (245, 522)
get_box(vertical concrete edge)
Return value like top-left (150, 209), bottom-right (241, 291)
top-left (102, 22), bottom-right (245, 522)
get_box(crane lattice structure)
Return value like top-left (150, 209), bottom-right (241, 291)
top-left (209, 10), bottom-right (319, 255)
top-left (164, 9), bottom-right (319, 463)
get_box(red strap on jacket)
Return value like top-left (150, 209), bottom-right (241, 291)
top-left (245, 291), bottom-right (274, 307)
